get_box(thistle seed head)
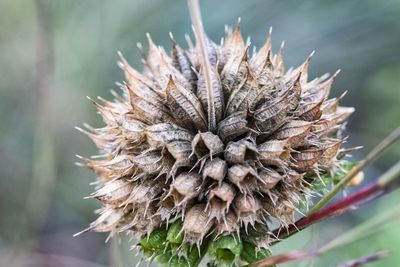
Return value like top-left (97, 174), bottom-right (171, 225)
top-left (77, 21), bottom-right (353, 251)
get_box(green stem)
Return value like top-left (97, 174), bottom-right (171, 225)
top-left (378, 161), bottom-right (400, 188)
top-left (334, 251), bottom-right (389, 267)
top-left (309, 127), bottom-right (400, 215)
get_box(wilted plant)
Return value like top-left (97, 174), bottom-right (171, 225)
top-left (75, 0), bottom-right (400, 266)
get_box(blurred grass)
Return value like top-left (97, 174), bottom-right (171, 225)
top-left (0, 0), bottom-right (399, 266)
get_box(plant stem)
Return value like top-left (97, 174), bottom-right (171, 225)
top-left (250, 249), bottom-right (389, 267)
top-left (252, 251), bottom-right (317, 267)
top-left (334, 251), bottom-right (389, 267)
top-left (319, 201), bottom-right (400, 253)
top-left (188, 0), bottom-right (216, 132)
top-left (253, 202), bottom-right (400, 266)
top-left (273, 161), bottom-right (400, 241)
top-left (378, 160), bottom-right (400, 189)
top-left (309, 127), bottom-right (400, 214)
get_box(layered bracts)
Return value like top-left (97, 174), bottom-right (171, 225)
top-left (77, 23), bottom-right (353, 254)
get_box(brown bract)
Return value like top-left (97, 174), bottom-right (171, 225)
top-left (77, 22), bottom-right (353, 249)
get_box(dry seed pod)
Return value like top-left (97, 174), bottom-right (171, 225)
top-left (78, 154), bottom-right (136, 180)
top-left (272, 120), bottom-right (313, 147)
top-left (227, 164), bottom-right (259, 193)
top-left (91, 179), bottom-right (134, 206)
top-left (258, 139), bottom-right (288, 163)
top-left (216, 211), bottom-right (240, 236)
top-left (291, 147), bottom-right (324, 172)
top-left (207, 182), bottom-right (236, 221)
top-left (298, 100), bottom-right (324, 121)
top-left (166, 172), bottom-right (202, 207)
top-left (125, 205), bottom-right (161, 236)
top-left (145, 123), bottom-right (193, 148)
top-left (217, 111), bottom-right (248, 142)
top-left (224, 139), bottom-right (258, 164)
top-left (132, 149), bottom-right (164, 174)
top-left (319, 139), bottom-right (342, 167)
top-left (183, 204), bottom-right (214, 247)
top-left (191, 131), bottom-right (224, 159)
top-left (225, 68), bottom-right (258, 116)
top-left (233, 194), bottom-right (264, 230)
top-left (166, 77), bottom-right (208, 131)
top-left (74, 207), bottom-right (125, 237)
top-left (171, 37), bottom-right (196, 90)
top-left (78, 18), bottom-right (353, 253)
top-left (165, 140), bottom-right (194, 175)
top-left (262, 199), bottom-right (296, 227)
top-left (124, 180), bottom-right (163, 208)
top-left (156, 195), bottom-right (179, 222)
top-left (252, 90), bottom-right (291, 134)
top-left (202, 157), bottom-right (227, 183)
top-left (116, 116), bottom-right (147, 144)
top-left (258, 169), bottom-right (283, 193)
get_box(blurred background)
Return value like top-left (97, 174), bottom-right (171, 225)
top-left (0, 0), bottom-right (399, 266)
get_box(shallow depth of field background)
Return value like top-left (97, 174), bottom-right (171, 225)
top-left (1, 0), bottom-right (400, 266)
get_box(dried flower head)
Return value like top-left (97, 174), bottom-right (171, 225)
top-left (76, 3), bottom-right (355, 265)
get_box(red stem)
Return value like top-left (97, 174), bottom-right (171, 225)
top-left (274, 183), bottom-right (382, 240)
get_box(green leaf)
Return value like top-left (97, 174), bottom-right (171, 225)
top-left (167, 220), bottom-right (184, 245)
top-left (185, 245), bottom-right (202, 267)
top-left (140, 226), bottom-right (168, 253)
top-left (240, 241), bottom-right (272, 265)
top-left (161, 246), bottom-right (201, 267)
top-left (155, 251), bottom-right (173, 265)
top-left (208, 235), bottom-right (243, 267)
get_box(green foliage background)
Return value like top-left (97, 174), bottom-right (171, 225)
top-left (0, 0), bottom-right (399, 266)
